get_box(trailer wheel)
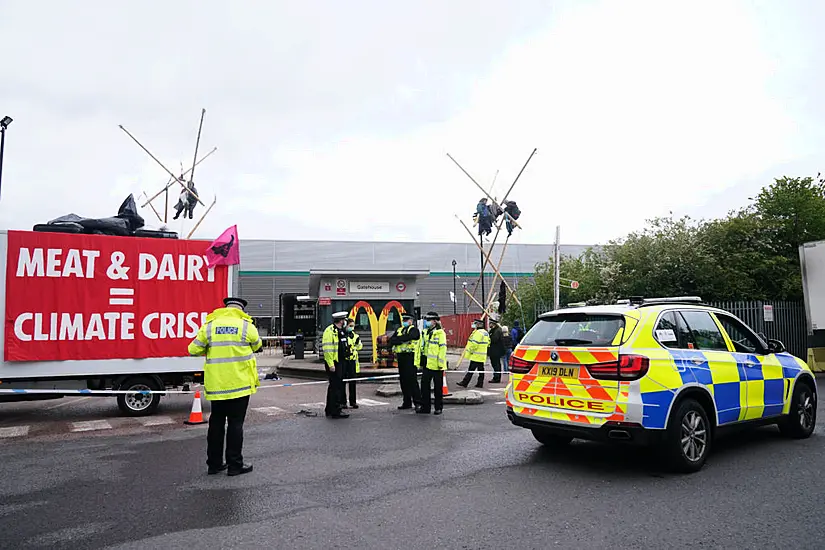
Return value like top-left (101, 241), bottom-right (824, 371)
top-left (117, 376), bottom-right (161, 417)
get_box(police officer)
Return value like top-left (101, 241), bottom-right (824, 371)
top-left (188, 296), bottom-right (262, 476)
top-left (341, 317), bottom-right (363, 409)
top-left (322, 311), bottom-right (350, 419)
top-left (389, 313), bottom-right (422, 411)
top-left (456, 318), bottom-right (490, 388)
top-left (416, 311), bottom-right (447, 415)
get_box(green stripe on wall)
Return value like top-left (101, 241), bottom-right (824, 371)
top-left (239, 270), bottom-right (534, 277)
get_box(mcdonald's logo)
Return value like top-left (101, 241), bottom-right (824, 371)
top-left (349, 300), bottom-right (406, 363)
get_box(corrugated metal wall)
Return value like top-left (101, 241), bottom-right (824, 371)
top-left (709, 300), bottom-right (808, 360)
top-left (236, 238), bottom-right (562, 318)
top-left (238, 239), bottom-right (587, 273)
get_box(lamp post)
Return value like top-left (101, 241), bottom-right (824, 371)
top-left (0, 115), bottom-right (12, 201)
top-left (451, 259), bottom-right (457, 315)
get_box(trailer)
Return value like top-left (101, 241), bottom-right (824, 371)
top-left (800, 239), bottom-right (825, 371)
top-left (0, 229), bottom-right (236, 415)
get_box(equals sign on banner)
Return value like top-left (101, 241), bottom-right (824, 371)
top-left (109, 288), bottom-right (135, 306)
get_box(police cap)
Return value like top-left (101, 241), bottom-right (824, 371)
top-left (332, 311), bottom-right (349, 321)
top-left (424, 311), bottom-right (440, 321)
top-left (402, 313), bottom-right (415, 321)
top-left (223, 297), bottom-right (248, 309)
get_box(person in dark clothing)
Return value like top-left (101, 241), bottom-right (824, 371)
top-left (389, 313), bottom-right (422, 411)
top-left (511, 321), bottom-right (524, 346)
top-left (173, 180), bottom-right (198, 220)
top-left (487, 318), bottom-right (505, 384)
top-left (474, 198), bottom-right (493, 237)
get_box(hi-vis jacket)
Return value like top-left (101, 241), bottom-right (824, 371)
top-left (188, 307), bottom-right (263, 401)
top-left (391, 325), bottom-right (419, 354)
top-left (463, 328), bottom-right (490, 363)
top-left (416, 327), bottom-right (447, 371)
top-left (348, 331), bottom-right (363, 373)
top-left (322, 324), bottom-right (343, 366)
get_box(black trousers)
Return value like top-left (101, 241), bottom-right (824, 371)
top-left (397, 352), bottom-right (421, 406)
top-left (420, 368), bottom-right (443, 412)
top-left (490, 354), bottom-right (503, 381)
top-left (173, 201), bottom-right (194, 219)
top-left (207, 395), bottom-right (250, 470)
top-left (461, 360), bottom-right (486, 387)
top-left (340, 359), bottom-right (357, 405)
top-left (325, 362), bottom-right (344, 416)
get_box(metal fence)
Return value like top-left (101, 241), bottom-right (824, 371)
top-left (708, 300), bottom-right (808, 359)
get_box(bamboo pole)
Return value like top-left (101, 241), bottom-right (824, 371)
top-left (446, 153), bottom-right (523, 230)
top-left (185, 196), bottom-right (217, 239)
top-left (141, 191), bottom-right (163, 223)
top-left (188, 109), bottom-right (206, 185)
top-left (142, 147), bottom-right (217, 207)
top-left (119, 124), bottom-right (205, 206)
top-left (456, 216), bottom-right (521, 306)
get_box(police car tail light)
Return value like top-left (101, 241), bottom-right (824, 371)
top-left (586, 354), bottom-right (649, 381)
top-left (510, 355), bottom-right (534, 374)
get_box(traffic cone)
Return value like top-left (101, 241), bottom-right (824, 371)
top-left (442, 371), bottom-right (452, 397)
top-left (184, 390), bottom-right (208, 425)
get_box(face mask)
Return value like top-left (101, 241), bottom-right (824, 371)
top-left (402, 321), bottom-right (410, 327)
top-left (423, 320), bottom-right (430, 329)
top-left (347, 326), bottom-right (354, 332)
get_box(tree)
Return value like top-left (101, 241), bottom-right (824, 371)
top-left (505, 175), bottom-right (825, 316)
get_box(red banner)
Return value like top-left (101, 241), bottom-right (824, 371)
top-left (4, 230), bottom-right (229, 362)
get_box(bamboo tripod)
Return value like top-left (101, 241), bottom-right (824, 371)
top-left (447, 148), bottom-right (536, 321)
top-left (120, 108), bottom-right (218, 239)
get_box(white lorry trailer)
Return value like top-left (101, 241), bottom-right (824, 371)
top-left (0, 229), bottom-right (237, 415)
top-left (800, 239), bottom-right (825, 372)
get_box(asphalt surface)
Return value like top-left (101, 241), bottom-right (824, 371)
top-left (1, 379), bottom-right (824, 550)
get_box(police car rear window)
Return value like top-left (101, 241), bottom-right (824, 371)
top-left (521, 314), bottom-right (625, 347)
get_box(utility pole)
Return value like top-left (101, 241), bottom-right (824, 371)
top-left (553, 225), bottom-right (560, 310)
top-left (480, 245), bottom-right (485, 319)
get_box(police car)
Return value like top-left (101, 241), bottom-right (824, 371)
top-left (505, 296), bottom-right (818, 473)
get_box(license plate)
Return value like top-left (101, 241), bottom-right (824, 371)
top-left (539, 365), bottom-right (579, 379)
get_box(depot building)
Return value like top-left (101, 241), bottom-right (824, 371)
top-left (236, 239), bottom-right (586, 358)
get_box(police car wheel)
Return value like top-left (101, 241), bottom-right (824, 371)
top-left (663, 398), bottom-right (711, 474)
top-left (779, 381), bottom-right (816, 439)
top-left (531, 429), bottom-right (573, 447)
top-left (117, 376), bottom-right (162, 417)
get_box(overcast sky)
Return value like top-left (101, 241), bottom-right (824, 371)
top-left (1, 0), bottom-right (823, 246)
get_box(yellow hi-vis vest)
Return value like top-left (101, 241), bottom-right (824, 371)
top-left (463, 328), bottom-right (490, 363)
top-left (188, 307), bottom-right (263, 401)
top-left (322, 324), bottom-right (340, 366)
top-left (348, 331), bottom-right (363, 373)
top-left (392, 325), bottom-right (418, 354)
top-left (416, 327), bottom-right (447, 371)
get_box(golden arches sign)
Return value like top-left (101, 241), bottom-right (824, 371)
top-left (349, 300), bottom-right (406, 364)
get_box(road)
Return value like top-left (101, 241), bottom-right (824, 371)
top-left (0, 376), bottom-right (823, 549)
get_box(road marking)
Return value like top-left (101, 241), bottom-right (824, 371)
top-left (495, 401), bottom-right (507, 405)
top-left (0, 426), bottom-right (30, 438)
top-left (299, 402), bottom-right (325, 408)
top-left (252, 406), bottom-right (288, 416)
top-left (71, 420), bottom-right (112, 432)
top-left (136, 416), bottom-right (175, 426)
top-left (45, 396), bottom-right (92, 410)
top-left (358, 399), bottom-right (389, 407)
top-left (474, 390), bottom-right (503, 396)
